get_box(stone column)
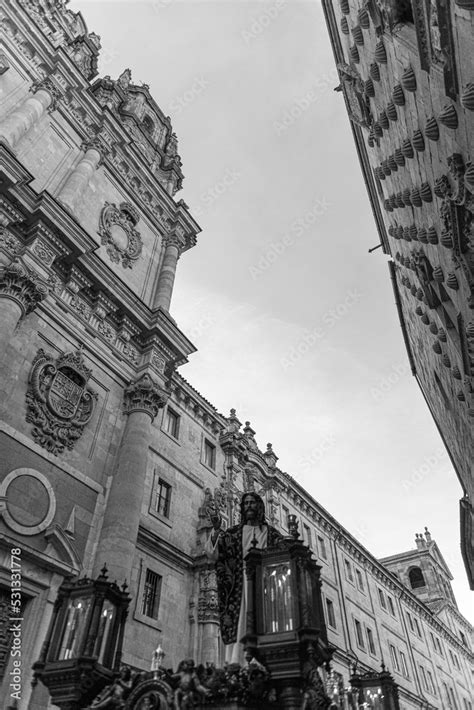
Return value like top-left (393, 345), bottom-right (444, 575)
top-left (57, 144), bottom-right (102, 213)
top-left (0, 80), bottom-right (59, 150)
top-left (154, 233), bottom-right (182, 311)
top-left (197, 566), bottom-right (220, 665)
top-left (94, 373), bottom-right (168, 584)
top-left (0, 260), bottom-right (49, 360)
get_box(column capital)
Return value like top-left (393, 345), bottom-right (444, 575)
top-left (80, 135), bottom-right (109, 164)
top-left (31, 77), bottom-right (64, 112)
top-left (0, 258), bottom-right (49, 317)
top-left (123, 372), bottom-right (169, 420)
top-left (162, 231), bottom-right (184, 254)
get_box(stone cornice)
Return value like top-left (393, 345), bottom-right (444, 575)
top-left (170, 373), bottom-right (225, 436)
top-left (137, 525), bottom-right (194, 571)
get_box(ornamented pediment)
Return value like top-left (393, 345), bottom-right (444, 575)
top-left (98, 201), bottom-right (143, 268)
top-left (26, 348), bottom-right (97, 455)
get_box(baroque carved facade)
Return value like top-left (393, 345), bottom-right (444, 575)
top-left (0, 2), bottom-right (472, 710)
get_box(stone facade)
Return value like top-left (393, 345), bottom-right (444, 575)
top-left (321, 0), bottom-right (474, 589)
top-left (0, 2), bottom-right (472, 710)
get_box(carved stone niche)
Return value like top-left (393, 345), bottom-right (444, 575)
top-left (337, 63), bottom-right (372, 128)
top-left (25, 348), bottom-right (97, 455)
top-left (98, 202), bottom-right (143, 269)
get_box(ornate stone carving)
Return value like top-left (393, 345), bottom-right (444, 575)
top-left (25, 348), bottom-right (97, 455)
top-left (0, 259), bottom-right (49, 317)
top-left (31, 238), bottom-right (56, 265)
top-left (197, 568), bottom-right (219, 622)
top-left (98, 202), bottom-right (143, 268)
top-left (123, 373), bottom-right (168, 420)
top-left (150, 349), bottom-right (166, 374)
top-left (0, 227), bottom-right (21, 255)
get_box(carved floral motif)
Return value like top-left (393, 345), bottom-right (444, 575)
top-left (25, 348), bottom-right (97, 455)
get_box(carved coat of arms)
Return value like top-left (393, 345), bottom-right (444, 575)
top-left (26, 348), bottom-right (97, 455)
top-left (98, 201), bottom-right (143, 268)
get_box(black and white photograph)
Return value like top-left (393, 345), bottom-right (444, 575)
top-left (0, 1), bottom-right (473, 708)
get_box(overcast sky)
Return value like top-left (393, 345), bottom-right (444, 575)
top-left (74, 0), bottom-right (472, 621)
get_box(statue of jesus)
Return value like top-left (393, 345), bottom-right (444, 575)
top-left (206, 492), bottom-right (283, 664)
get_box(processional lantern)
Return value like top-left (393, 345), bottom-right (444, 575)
top-left (33, 565), bottom-right (130, 710)
top-left (241, 517), bottom-right (333, 706)
top-left (348, 664), bottom-right (401, 709)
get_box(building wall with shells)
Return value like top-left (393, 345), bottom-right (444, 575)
top-left (323, 0), bottom-right (474, 589)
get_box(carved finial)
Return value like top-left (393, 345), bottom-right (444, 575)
top-left (99, 564), bottom-right (108, 580)
top-left (117, 68), bottom-right (132, 91)
top-left (121, 579), bottom-right (128, 592)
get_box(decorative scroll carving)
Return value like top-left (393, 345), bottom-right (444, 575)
top-left (123, 373), bottom-right (168, 420)
top-left (98, 202), bottom-right (143, 268)
top-left (0, 259), bottom-right (49, 317)
top-left (26, 348), bottom-right (97, 455)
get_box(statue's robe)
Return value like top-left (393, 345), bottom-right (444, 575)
top-left (209, 522), bottom-right (283, 659)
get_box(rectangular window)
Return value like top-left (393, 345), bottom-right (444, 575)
top-left (414, 617), bottom-right (421, 637)
top-left (366, 627), bottom-right (376, 655)
top-left (378, 588), bottom-right (387, 609)
top-left (203, 439), bottom-right (216, 470)
top-left (427, 670), bottom-right (436, 695)
top-left (420, 665), bottom-right (428, 692)
top-left (163, 407), bottom-right (180, 438)
top-left (354, 619), bottom-right (364, 649)
top-left (449, 687), bottom-right (458, 710)
top-left (282, 505), bottom-right (290, 529)
top-left (406, 612), bottom-right (414, 632)
top-left (459, 630), bottom-right (468, 647)
top-left (325, 598), bottom-right (336, 629)
top-left (452, 653), bottom-right (460, 669)
top-left (344, 559), bottom-right (354, 582)
top-left (387, 596), bottom-right (396, 616)
top-left (355, 569), bottom-right (364, 591)
top-left (389, 644), bottom-right (400, 672)
top-left (156, 479), bottom-right (172, 517)
top-left (303, 524), bottom-right (312, 548)
top-left (399, 650), bottom-right (409, 678)
top-left (317, 535), bottom-right (327, 560)
top-left (142, 569), bottom-right (162, 619)
top-left (443, 683), bottom-right (453, 709)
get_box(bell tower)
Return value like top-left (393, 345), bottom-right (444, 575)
top-left (379, 528), bottom-right (457, 608)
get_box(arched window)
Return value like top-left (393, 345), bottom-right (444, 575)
top-left (409, 567), bottom-right (426, 589)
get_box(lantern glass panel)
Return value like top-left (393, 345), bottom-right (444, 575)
top-left (58, 596), bottom-right (92, 659)
top-left (263, 563), bottom-right (294, 633)
top-left (94, 599), bottom-right (117, 665)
